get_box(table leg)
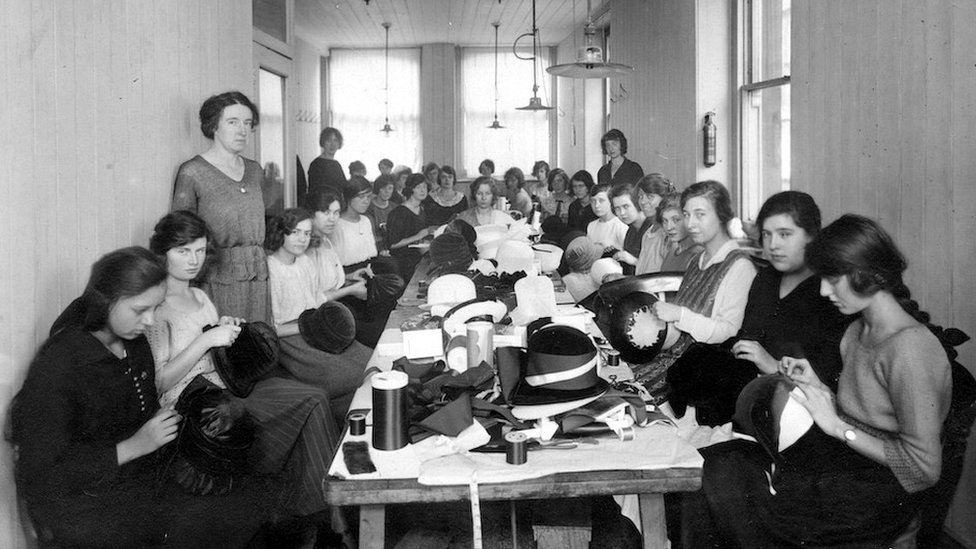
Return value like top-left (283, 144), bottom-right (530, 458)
top-left (638, 493), bottom-right (668, 549)
top-left (359, 504), bottom-right (385, 549)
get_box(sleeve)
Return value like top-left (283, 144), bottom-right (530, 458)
top-left (14, 348), bottom-right (121, 493)
top-left (171, 164), bottom-right (199, 212)
top-left (611, 220), bottom-right (629, 251)
top-left (266, 257), bottom-right (287, 327)
top-left (881, 329), bottom-right (952, 492)
top-left (635, 231), bottom-right (667, 274)
top-left (144, 319), bottom-right (174, 390)
top-left (386, 207), bottom-right (415, 247)
top-left (362, 217), bottom-right (378, 258)
top-left (805, 298), bottom-right (851, 391)
top-left (675, 257), bottom-right (758, 344)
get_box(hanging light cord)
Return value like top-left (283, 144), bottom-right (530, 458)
top-left (493, 23), bottom-right (500, 119)
top-left (384, 22), bottom-right (390, 125)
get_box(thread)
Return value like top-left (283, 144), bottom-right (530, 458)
top-left (505, 431), bottom-right (528, 465)
top-left (348, 412), bottom-right (367, 437)
top-left (371, 371), bottom-right (409, 450)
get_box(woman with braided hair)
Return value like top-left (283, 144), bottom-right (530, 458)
top-left (682, 214), bottom-right (952, 548)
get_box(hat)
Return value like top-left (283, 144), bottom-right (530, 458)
top-left (590, 257), bottom-right (623, 285)
top-left (208, 321), bottom-right (279, 397)
top-left (532, 243), bottom-right (563, 273)
top-left (507, 324), bottom-right (609, 415)
top-left (733, 375), bottom-right (814, 456)
top-left (606, 291), bottom-right (673, 364)
top-left (440, 297), bottom-right (508, 338)
top-left (540, 216), bottom-right (567, 245)
top-left (428, 232), bottom-right (474, 277)
top-left (367, 272), bottom-right (406, 307)
top-left (564, 236), bottom-right (601, 273)
top-left (495, 240), bottom-right (536, 275)
top-left (597, 272), bottom-right (685, 303)
top-left (474, 224), bottom-right (508, 259)
top-left (298, 301), bottom-right (356, 354)
top-left (424, 274), bottom-right (477, 317)
top-left (509, 275), bottom-right (559, 326)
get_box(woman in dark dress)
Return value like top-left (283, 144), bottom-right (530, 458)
top-left (172, 91), bottom-right (270, 324)
top-left (306, 127), bottom-right (347, 196)
top-left (386, 173), bottom-right (432, 283)
top-left (12, 247), bottom-right (273, 548)
top-left (423, 165), bottom-right (468, 226)
top-left (566, 170), bottom-right (598, 233)
top-left (596, 129), bottom-right (644, 187)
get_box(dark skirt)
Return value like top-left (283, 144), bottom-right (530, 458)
top-left (277, 335), bottom-right (373, 425)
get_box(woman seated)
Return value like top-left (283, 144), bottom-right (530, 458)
top-left (146, 210), bottom-right (341, 527)
top-left (503, 167), bottom-right (533, 218)
top-left (12, 247), bottom-right (273, 548)
top-left (666, 191), bottom-right (851, 425)
top-left (566, 170), bottom-right (598, 233)
top-left (630, 180), bottom-right (758, 402)
top-left (366, 174), bottom-right (397, 253)
top-left (423, 165), bottom-right (468, 226)
top-left (387, 173), bottom-right (433, 284)
top-left (540, 168), bottom-right (572, 223)
top-left (609, 183), bottom-right (655, 275)
top-left (456, 176), bottom-right (515, 228)
top-left (646, 192), bottom-right (702, 273)
top-left (332, 175), bottom-right (379, 272)
top-left (633, 174), bottom-right (676, 274)
top-left (265, 208), bottom-right (374, 424)
top-left (683, 214), bottom-right (952, 549)
top-left (307, 188), bottom-right (399, 347)
top-left (586, 182), bottom-right (629, 253)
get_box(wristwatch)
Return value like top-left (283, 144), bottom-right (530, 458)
top-left (843, 427), bottom-right (857, 444)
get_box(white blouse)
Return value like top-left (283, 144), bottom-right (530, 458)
top-left (331, 217), bottom-right (378, 266)
top-left (267, 254), bottom-right (319, 328)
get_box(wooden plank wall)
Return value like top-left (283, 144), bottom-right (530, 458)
top-left (0, 1), bottom-right (254, 546)
top-left (792, 2), bottom-right (976, 544)
top-left (421, 43), bottom-right (459, 168)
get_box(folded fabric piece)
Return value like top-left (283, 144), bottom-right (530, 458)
top-left (343, 441), bottom-right (377, 475)
top-left (417, 393), bottom-right (474, 437)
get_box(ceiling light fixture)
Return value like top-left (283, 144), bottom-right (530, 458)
top-left (515, 0), bottom-right (552, 111)
top-left (547, 0), bottom-right (634, 78)
top-left (488, 22), bottom-right (505, 129)
top-left (380, 22), bottom-right (394, 134)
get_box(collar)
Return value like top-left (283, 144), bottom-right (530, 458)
top-left (699, 239), bottom-right (741, 269)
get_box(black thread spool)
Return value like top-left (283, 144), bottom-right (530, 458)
top-left (371, 371), bottom-right (409, 450)
top-left (505, 432), bottom-right (528, 465)
top-left (348, 412), bottom-right (367, 437)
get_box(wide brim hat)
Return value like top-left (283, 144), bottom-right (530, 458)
top-left (423, 273), bottom-right (477, 317)
top-left (298, 301), bottom-right (356, 354)
top-left (440, 297), bottom-right (508, 338)
top-left (208, 321), bottom-right (279, 397)
top-left (507, 324), bottom-right (609, 414)
top-left (598, 272), bottom-right (685, 303)
top-left (532, 243), bottom-right (564, 273)
top-left (606, 291), bottom-right (673, 364)
top-left (733, 375), bottom-right (814, 457)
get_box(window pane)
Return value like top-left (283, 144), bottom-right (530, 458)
top-left (258, 69), bottom-right (285, 217)
top-left (460, 47), bottom-right (552, 179)
top-left (330, 49), bottom-right (422, 177)
top-left (253, 0), bottom-right (287, 43)
top-left (741, 84), bottom-right (791, 221)
top-left (751, 0), bottom-right (791, 82)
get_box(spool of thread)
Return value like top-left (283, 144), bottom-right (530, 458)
top-left (371, 370), bottom-right (409, 451)
top-left (348, 412), bottom-right (367, 437)
top-left (505, 431), bottom-right (528, 465)
top-left (607, 351), bottom-right (620, 367)
top-left (466, 321), bottom-right (494, 369)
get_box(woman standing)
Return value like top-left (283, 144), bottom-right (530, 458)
top-left (387, 174), bottom-right (432, 283)
top-left (684, 214), bottom-right (951, 548)
top-left (540, 168), bottom-right (572, 222)
top-left (566, 170), bottom-right (597, 232)
top-left (423, 165), bottom-right (468, 226)
top-left (456, 176), bottom-right (516, 227)
top-left (307, 127), bottom-right (347, 196)
top-left (631, 180), bottom-right (757, 401)
top-left (12, 247), bottom-right (272, 548)
top-left (172, 91), bottom-right (269, 324)
top-left (332, 176), bottom-right (379, 271)
top-left (146, 211), bottom-right (342, 527)
top-left (597, 129), bottom-right (644, 187)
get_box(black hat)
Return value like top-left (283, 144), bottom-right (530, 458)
top-left (506, 324), bottom-right (608, 410)
top-left (298, 301), bottom-right (356, 354)
top-left (428, 232), bottom-right (474, 277)
top-left (208, 321), bottom-right (279, 397)
top-left (606, 291), bottom-right (672, 364)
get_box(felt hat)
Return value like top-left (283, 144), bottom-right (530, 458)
top-left (208, 321), bottom-right (279, 397)
top-left (590, 257), bottom-right (623, 285)
top-left (474, 224), bottom-right (508, 259)
top-left (532, 243), bottom-right (563, 273)
top-left (540, 216), bottom-right (567, 245)
top-left (606, 291), bottom-right (674, 365)
top-left (440, 297), bottom-right (508, 338)
top-left (598, 272), bottom-right (685, 303)
top-left (505, 324), bottom-right (609, 417)
top-left (367, 272), bottom-right (406, 306)
top-left (298, 301), bottom-right (356, 354)
top-left (495, 240), bottom-right (536, 275)
top-left (428, 232), bottom-right (474, 277)
top-left (732, 375), bottom-right (814, 457)
top-left (424, 274), bottom-right (477, 317)
top-left (564, 236), bottom-right (601, 273)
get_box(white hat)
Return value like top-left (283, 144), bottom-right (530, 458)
top-left (509, 275), bottom-right (559, 326)
top-left (495, 240), bottom-right (536, 275)
top-left (423, 274), bottom-right (477, 317)
top-left (474, 224), bottom-right (507, 259)
top-left (532, 243), bottom-right (563, 273)
top-left (590, 258), bottom-right (624, 285)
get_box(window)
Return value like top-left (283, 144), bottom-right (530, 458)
top-left (739, 0), bottom-right (791, 221)
top-left (329, 48), bottom-right (422, 176)
top-left (460, 47), bottom-right (553, 179)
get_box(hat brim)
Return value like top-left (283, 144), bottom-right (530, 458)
top-left (511, 390), bottom-right (607, 420)
top-left (441, 298), bottom-right (508, 337)
top-left (598, 272), bottom-right (685, 302)
top-left (607, 291), bottom-right (671, 364)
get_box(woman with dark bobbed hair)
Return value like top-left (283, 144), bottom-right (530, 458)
top-left (423, 164), bottom-right (468, 226)
top-left (503, 166), bottom-right (533, 218)
top-left (387, 173), bottom-right (432, 282)
top-left (13, 247), bottom-right (273, 548)
top-left (173, 91), bottom-right (270, 324)
top-left (597, 128), bottom-right (644, 187)
top-left (683, 214), bottom-right (951, 549)
top-left (333, 175), bottom-right (379, 270)
top-left (307, 126), bottom-right (347, 196)
top-left (566, 170), bottom-right (597, 232)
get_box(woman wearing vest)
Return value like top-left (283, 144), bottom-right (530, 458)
top-left (631, 180), bottom-right (758, 403)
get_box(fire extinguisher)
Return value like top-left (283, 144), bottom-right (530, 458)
top-left (703, 111), bottom-right (717, 167)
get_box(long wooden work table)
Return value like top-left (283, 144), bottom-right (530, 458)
top-left (321, 257), bottom-right (703, 549)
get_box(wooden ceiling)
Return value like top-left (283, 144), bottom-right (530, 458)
top-left (295, 0), bottom-right (609, 52)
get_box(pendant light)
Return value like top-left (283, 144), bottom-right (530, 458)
top-left (515, 0), bottom-right (552, 111)
top-left (547, 0), bottom-right (634, 79)
top-left (488, 22), bottom-right (505, 129)
top-left (379, 22), bottom-right (394, 134)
